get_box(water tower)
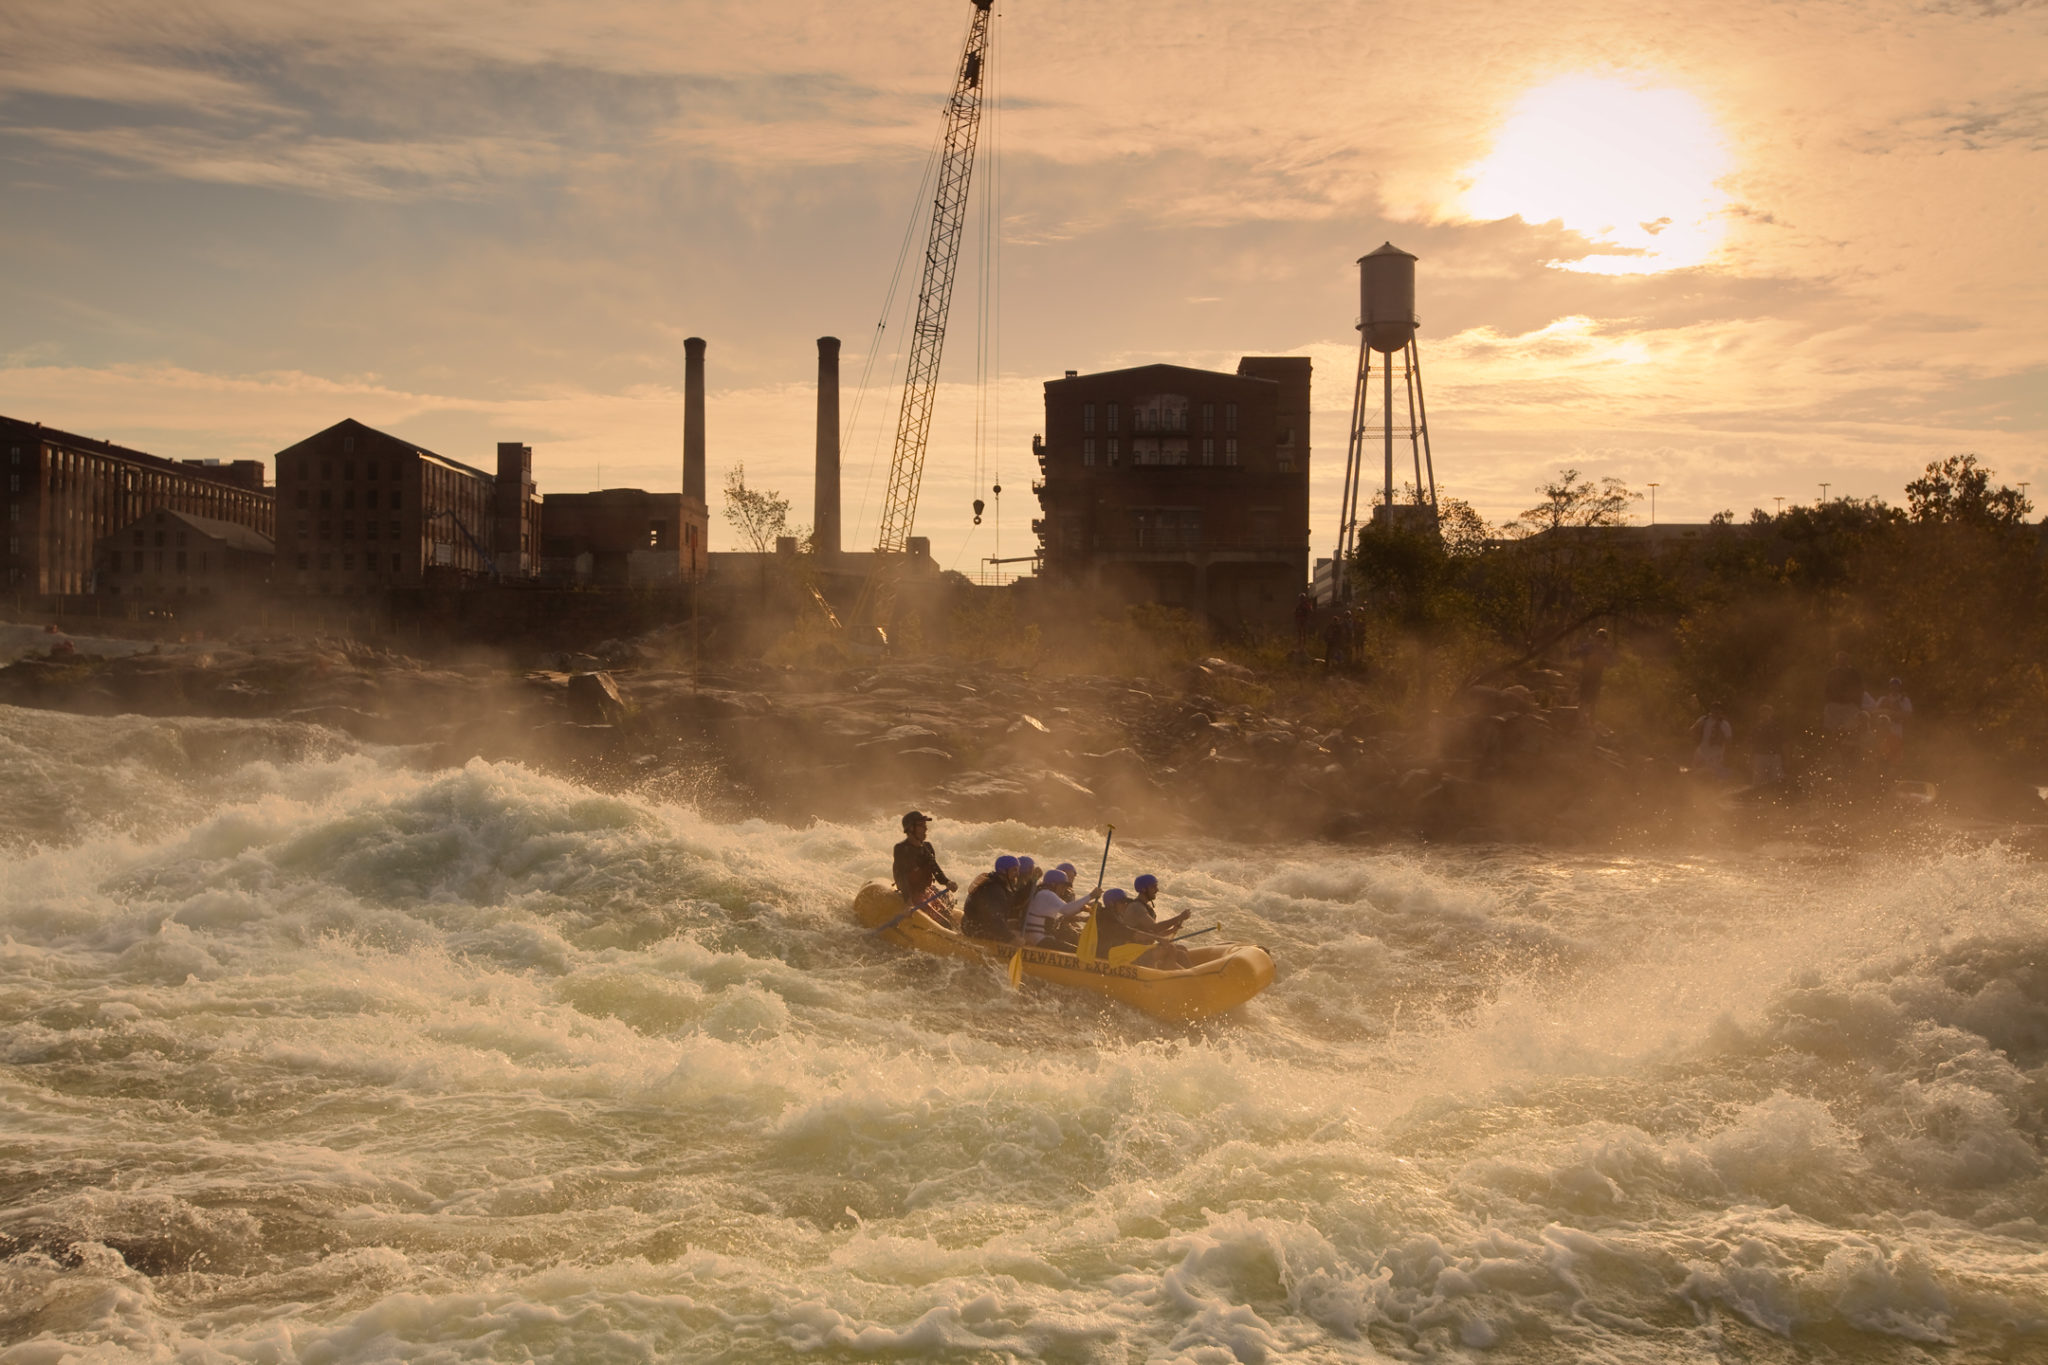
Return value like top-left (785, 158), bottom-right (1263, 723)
top-left (1332, 243), bottom-right (1437, 599)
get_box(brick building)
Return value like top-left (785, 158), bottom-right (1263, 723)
top-left (270, 419), bottom-right (541, 595)
top-left (539, 488), bottom-right (706, 588)
top-left (97, 507), bottom-right (274, 601)
top-left (1031, 357), bottom-right (1310, 625)
top-left (3, 416), bottom-right (272, 596)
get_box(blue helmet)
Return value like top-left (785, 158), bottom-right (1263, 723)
top-left (1055, 862), bottom-right (1077, 882)
top-left (1018, 856), bottom-right (1037, 876)
top-left (1134, 874), bottom-right (1159, 896)
top-left (1103, 888), bottom-right (1130, 905)
top-left (1043, 867), bottom-right (1070, 888)
top-left (994, 855), bottom-right (1019, 875)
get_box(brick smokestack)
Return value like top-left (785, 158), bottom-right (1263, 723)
top-left (814, 336), bottom-right (841, 557)
top-left (683, 336), bottom-right (707, 505)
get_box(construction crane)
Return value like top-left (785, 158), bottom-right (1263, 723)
top-left (873, 0), bottom-right (996, 555)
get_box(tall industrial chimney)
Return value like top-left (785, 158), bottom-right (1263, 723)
top-left (814, 336), bottom-right (841, 558)
top-left (683, 336), bottom-right (707, 505)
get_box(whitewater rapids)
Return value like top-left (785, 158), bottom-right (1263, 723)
top-left (2, 704), bottom-right (2045, 1363)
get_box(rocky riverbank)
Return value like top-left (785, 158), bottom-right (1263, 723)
top-left (2, 629), bottom-right (2035, 847)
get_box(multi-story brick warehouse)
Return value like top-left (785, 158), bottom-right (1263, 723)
top-left (1031, 357), bottom-right (1310, 626)
top-left (2, 416), bottom-right (273, 595)
top-left (97, 507), bottom-right (274, 601)
top-left (270, 420), bottom-right (542, 594)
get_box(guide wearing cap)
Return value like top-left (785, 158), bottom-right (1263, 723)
top-left (891, 810), bottom-right (956, 904)
top-left (959, 855), bottom-right (1026, 943)
top-left (1131, 874), bottom-right (1190, 939)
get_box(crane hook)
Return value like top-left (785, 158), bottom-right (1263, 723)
top-left (972, 497), bottom-right (985, 526)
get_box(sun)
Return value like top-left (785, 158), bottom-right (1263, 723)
top-left (1461, 75), bottom-right (1732, 275)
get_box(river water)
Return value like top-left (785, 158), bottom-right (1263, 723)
top-left (3, 705), bottom-right (2045, 1363)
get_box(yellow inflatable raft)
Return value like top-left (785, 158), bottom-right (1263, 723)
top-left (852, 880), bottom-right (1275, 1023)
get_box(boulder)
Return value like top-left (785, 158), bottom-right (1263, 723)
top-left (567, 671), bottom-right (627, 726)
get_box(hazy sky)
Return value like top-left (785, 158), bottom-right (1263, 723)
top-left (3, 0), bottom-right (2042, 575)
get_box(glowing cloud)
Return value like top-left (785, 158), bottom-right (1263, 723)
top-left (1460, 75), bottom-right (1733, 274)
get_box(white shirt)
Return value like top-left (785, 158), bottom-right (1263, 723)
top-left (1023, 887), bottom-right (1076, 943)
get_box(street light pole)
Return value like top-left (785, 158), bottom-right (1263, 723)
top-left (1820, 482), bottom-right (1830, 502)
top-left (1647, 482), bottom-right (1660, 526)
top-left (1774, 496), bottom-right (1785, 516)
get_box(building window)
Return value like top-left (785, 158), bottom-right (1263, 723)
top-left (131, 551), bottom-right (142, 571)
top-left (390, 493), bottom-right (400, 512)
top-left (1203, 404), bottom-right (1214, 432)
top-left (343, 522), bottom-right (356, 540)
top-left (368, 462), bottom-right (378, 480)
top-left (391, 554), bottom-right (401, 571)
top-left (7, 475), bottom-right (17, 493)
top-left (1277, 449), bottom-right (1294, 473)
top-left (319, 490), bottom-right (331, 510)
top-left (295, 490), bottom-right (308, 509)
top-left (1201, 438), bottom-right (1215, 466)
top-left (343, 554), bottom-right (355, 571)
top-left (389, 520), bottom-right (399, 538)
top-left (365, 490), bottom-right (378, 511)
top-left (1224, 438), bottom-right (1239, 466)
top-left (343, 490), bottom-right (354, 510)
top-left (319, 553), bottom-right (332, 571)
top-left (319, 520), bottom-right (332, 541)
top-left (344, 462), bottom-right (355, 480)
top-left (154, 551), bottom-right (164, 571)
top-left (1083, 439), bottom-right (1096, 467)
top-left (1107, 439), bottom-right (1120, 467)
top-left (366, 521), bottom-right (378, 541)
top-left (175, 552), bottom-right (186, 571)
top-left (1106, 403), bottom-right (1119, 433)
top-left (342, 436), bottom-right (354, 454)
top-left (154, 531), bottom-right (166, 547)
top-left (321, 462), bottom-right (332, 480)
top-left (295, 553), bottom-right (308, 570)
top-left (198, 553), bottom-right (208, 571)
top-left (1226, 403), bottom-right (1238, 432)
top-left (1083, 403), bottom-right (1096, 433)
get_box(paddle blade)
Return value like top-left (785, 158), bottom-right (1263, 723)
top-left (1106, 943), bottom-right (1149, 967)
top-left (1008, 949), bottom-right (1025, 990)
top-left (1076, 915), bottom-right (1099, 965)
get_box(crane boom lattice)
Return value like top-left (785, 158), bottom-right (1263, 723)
top-left (874, 0), bottom-right (994, 554)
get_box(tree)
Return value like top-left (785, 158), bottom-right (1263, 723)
top-left (722, 463), bottom-right (790, 553)
top-left (1509, 468), bottom-right (1638, 537)
top-left (1905, 454), bottom-right (2034, 526)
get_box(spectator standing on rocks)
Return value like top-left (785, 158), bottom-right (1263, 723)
top-left (1294, 592), bottom-right (1316, 652)
top-left (1691, 703), bottom-right (1734, 779)
top-left (1823, 652), bottom-right (1869, 733)
top-left (891, 810), bottom-right (956, 905)
top-left (1573, 628), bottom-right (1617, 719)
top-left (1750, 704), bottom-right (1786, 786)
top-left (1875, 679), bottom-right (1916, 765)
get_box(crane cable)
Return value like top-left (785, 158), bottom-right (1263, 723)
top-left (846, 109), bottom-right (951, 551)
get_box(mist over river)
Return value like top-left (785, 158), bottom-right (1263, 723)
top-left (3, 705), bottom-right (2046, 1362)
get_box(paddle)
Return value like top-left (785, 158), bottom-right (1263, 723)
top-left (1171, 925), bottom-right (1220, 943)
top-left (870, 883), bottom-right (949, 936)
top-left (1076, 824), bottom-right (1115, 965)
top-left (1008, 949), bottom-right (1025, 989)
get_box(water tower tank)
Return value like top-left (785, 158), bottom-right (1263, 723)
top-left (1359, 242), bottom-right (1418, 354)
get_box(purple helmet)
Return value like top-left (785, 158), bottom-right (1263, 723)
top-left (994, 855), bottom-right (1019, 875)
